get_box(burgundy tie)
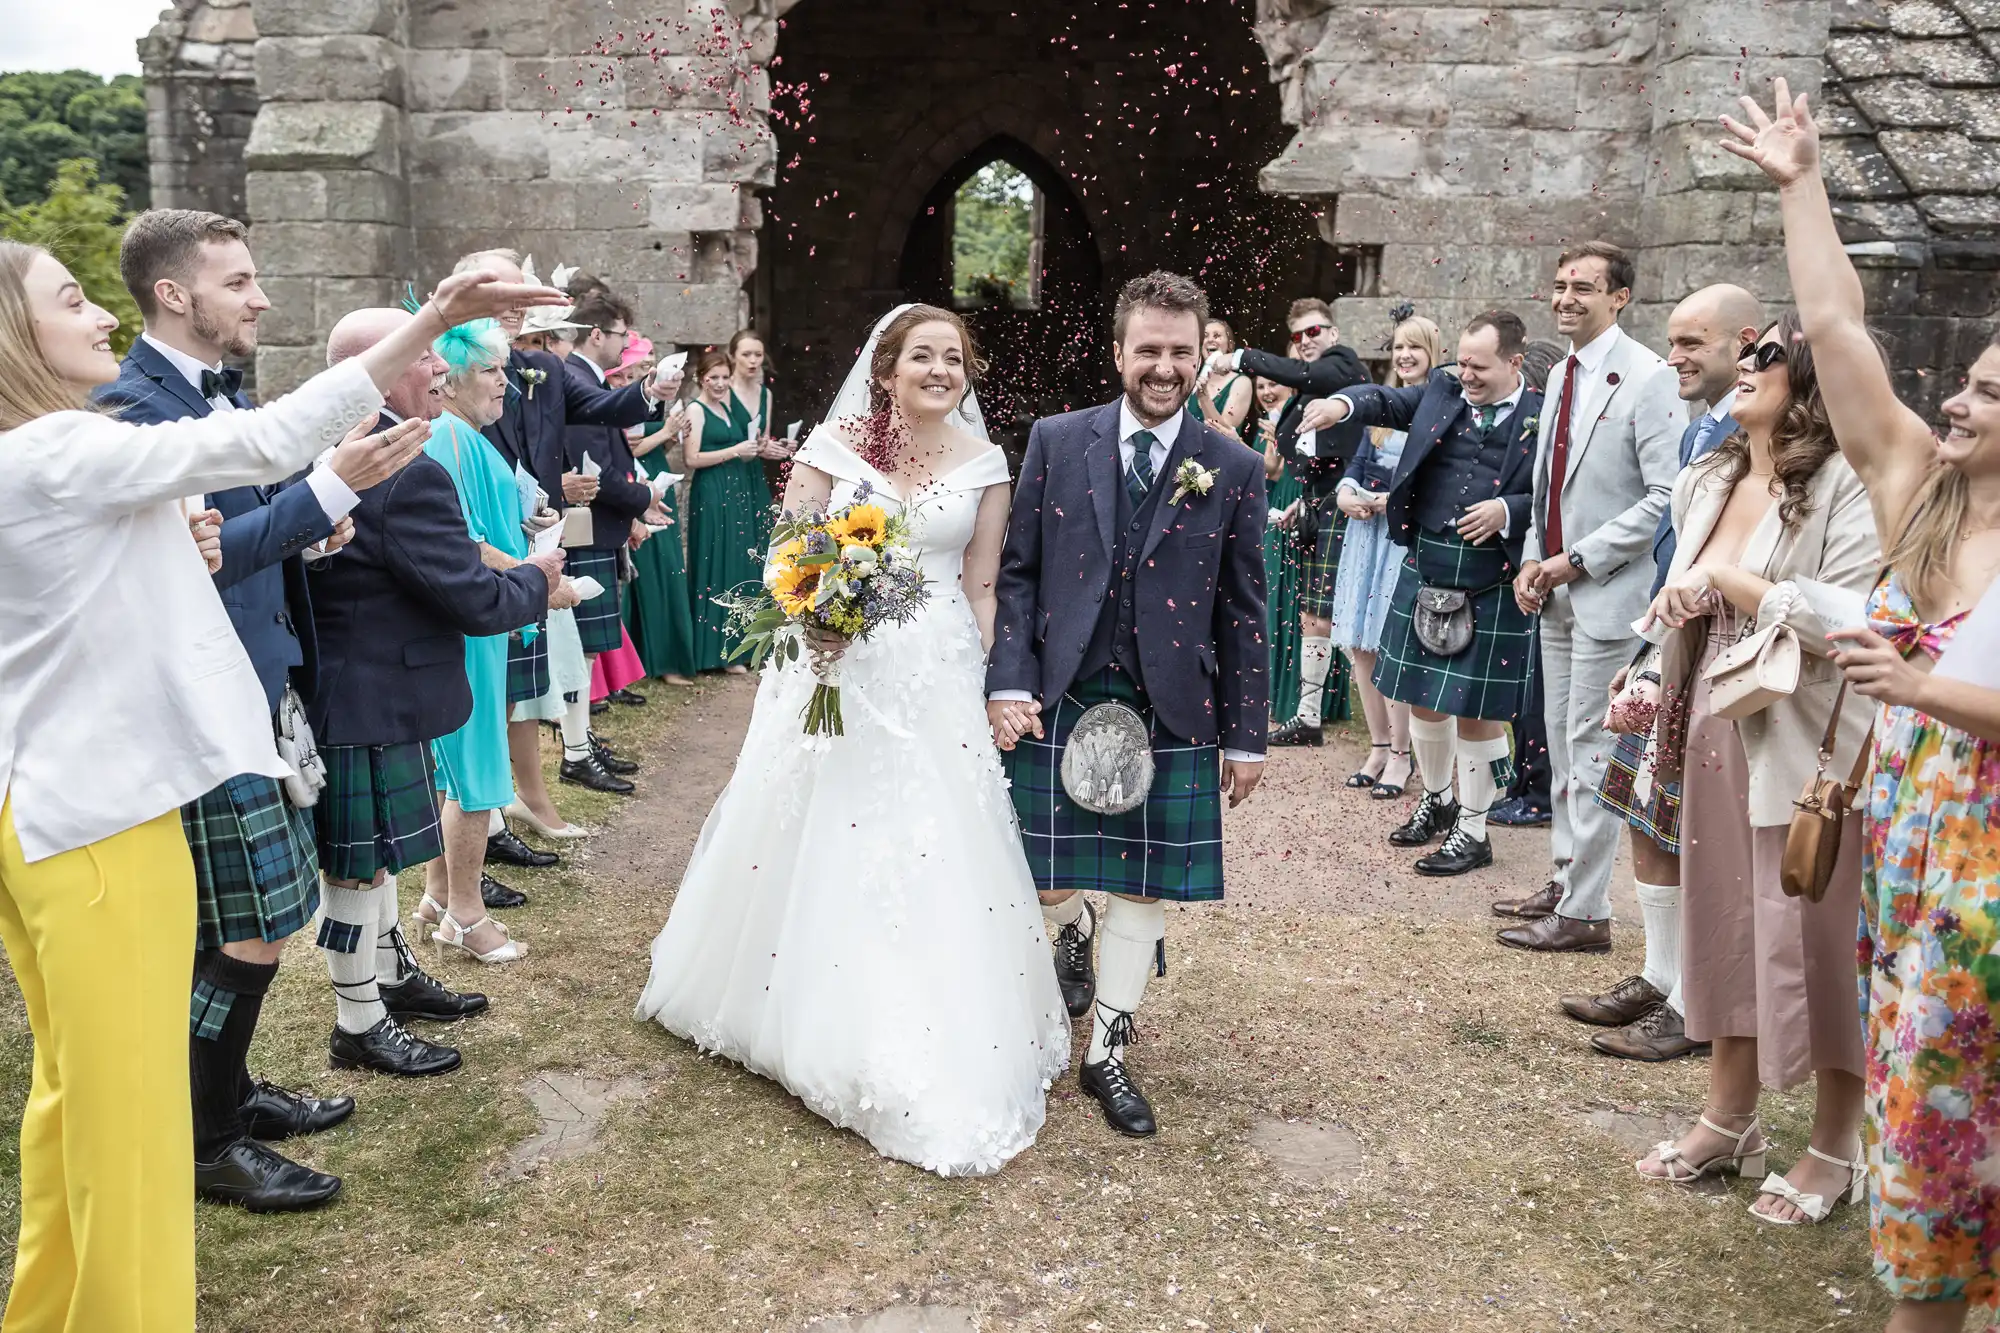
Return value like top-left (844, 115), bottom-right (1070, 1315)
top-left (1543, 354), bottom-right (1580, 556)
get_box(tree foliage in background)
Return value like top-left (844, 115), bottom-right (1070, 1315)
top-left (2, 159), bottom-right (141, 355)
top-left (952, 162), bottom-right (1036, 309)
top-left (0, 71), bottom-right (149, 212)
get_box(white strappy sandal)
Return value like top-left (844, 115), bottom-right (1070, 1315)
top-left (1637, 1113), bottom-right (1766, 1183)
top-left (411, 891), bottom-right (446, 928)
top-left (1749, 1146), bottom-right (1866, 1225)
top-left (433, 911), bottom-right (529, 965)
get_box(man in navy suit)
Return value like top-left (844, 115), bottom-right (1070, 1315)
top-left (1563, 284), bottom-right (1762, 1064)
top-left (988, 271), bottom-right (1268, 1137)
top-left (92, 209), bottom-right (427, 1212)
top-left (1307, 311), bottom-right (1544, 879)
top-left (452, 251), bottom-right (667, 816)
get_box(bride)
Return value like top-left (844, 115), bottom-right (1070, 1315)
top-left (634, 305), bottom-right (1070, 1176)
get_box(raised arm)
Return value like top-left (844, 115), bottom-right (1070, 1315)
top-left (961, 483), bottom-right (1013, 654)
top-left (1722, 79), bottom-right (1936, 539)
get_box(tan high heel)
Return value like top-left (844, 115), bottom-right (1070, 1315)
top-left (503, 799), bottom-right (588, 841)
top-left (1637, 1113), bottom-right (1766, 1183)
top-left (1749, 1145), bottom-right (1866, 1225)
top-left (433, 911), bottom-right (529, 965)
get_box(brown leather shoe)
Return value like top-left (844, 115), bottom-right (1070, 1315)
top-left (1496, 912), bottom-right (1611, 953)
top-left (1560, 974), bottom-right (1665, 1026)
top-left (1491, 880), bottom-right (1562, 920)
top-left (1590, 1002), bottom-right (1710, 1061)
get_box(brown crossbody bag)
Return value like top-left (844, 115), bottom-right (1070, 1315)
top-left (1780, 679), bottom-right (1871, 902)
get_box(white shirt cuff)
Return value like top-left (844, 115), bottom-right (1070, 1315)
top-left (307, 465), bottom-right (361, 522)
top-left (1223, 749), bottom-right (1264, 763)
top-left (988, 690), bottom-right (1034, 703)
top-left (1497, 508), bottom-right (1510, 539)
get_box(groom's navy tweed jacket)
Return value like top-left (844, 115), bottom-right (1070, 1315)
top-left (987, 399), bottom-right (1270, 754)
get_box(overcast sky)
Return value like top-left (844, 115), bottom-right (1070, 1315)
top-left (2, 0), bottom-right (164, 78)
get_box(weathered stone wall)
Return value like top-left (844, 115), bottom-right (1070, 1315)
top-left (141, 0), bottom-right (260, 220)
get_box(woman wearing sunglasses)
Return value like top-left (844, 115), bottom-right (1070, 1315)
top-left (1731, 80), bottom-right (2000, 1332)
top-left (1622, 310), bottom-right (1880, 1228)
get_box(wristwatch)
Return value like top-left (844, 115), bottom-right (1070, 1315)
top-left (1636, 669), bottom-right (1662, 686)
top-left (1567, 550), bottom-right (1587, 574)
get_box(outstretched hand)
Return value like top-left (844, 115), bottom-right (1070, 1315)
top-left (1719, 77), bottom-right (1820, 188)
top-left (429, 268), bottom-right (570, 328)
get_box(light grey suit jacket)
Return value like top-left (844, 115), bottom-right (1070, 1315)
top-left (1526, 326), bottom-right (1686, 640)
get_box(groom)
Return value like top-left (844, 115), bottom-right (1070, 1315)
top-left (988, 270), bottom-right (1270, 1136)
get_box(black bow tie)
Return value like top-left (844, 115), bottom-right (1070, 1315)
top-left (199, 366), bottom-right (243, 402)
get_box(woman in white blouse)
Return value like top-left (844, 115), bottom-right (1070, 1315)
top-left (0, 239), bottom-right (561, 1333)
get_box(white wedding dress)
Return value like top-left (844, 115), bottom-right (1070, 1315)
top-left (633, 428), bottom-right (1070, 1177)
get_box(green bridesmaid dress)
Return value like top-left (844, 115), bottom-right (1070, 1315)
top-left (623, 432), bottom-right (699, 679)
top-left (1256, 427), bottom-right (1348, 725)
top-left (686, 401), bottom-right (773, 671)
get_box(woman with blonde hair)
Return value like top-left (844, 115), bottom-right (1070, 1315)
top-left (1195, 318), bottom-right (1255, 438)
top-left (1730, 81), bottom-right (2000, 1331)
top-left (1331, 309), bottom-right (1442, 792)
top-left (0, 241), bottom-right (557, 1331)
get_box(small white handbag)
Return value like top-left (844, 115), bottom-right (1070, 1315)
top-left (1701, 620), bottom-right (1802, 721)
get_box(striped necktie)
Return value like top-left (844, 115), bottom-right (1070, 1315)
top-left (1126, 430), bottom-right (1158, 507)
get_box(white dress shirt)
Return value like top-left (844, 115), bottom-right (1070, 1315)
top-left (0, 360), bottom-right (382, 861)
top-left (993, 399), bottom-right (1262, 763)
top-left (1563, 323), bottom-right (1623, 407)
top-left (144, 333), bottom-right (362, 523)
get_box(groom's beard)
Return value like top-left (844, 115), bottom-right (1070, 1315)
top-left (1123, 374), bottom-right (1191, 426)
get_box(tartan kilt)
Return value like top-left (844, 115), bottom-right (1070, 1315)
top-left (182, 773), bottom-right (320, 949)
top-left (1299, 498), bottom-right (1346, 621)
top-left (313, 742), bottom-right (443, 884)
top-left (1595, 730), bottom-right (1683, 854)
top-left (1372, 530), bottom-right (1535, 722)
top-left (1003, 667), bottom-right (1224, 902)
top-left (506, 625), bottom-right (550, 705)
top-left (569, 546), bottom-right (624, 655)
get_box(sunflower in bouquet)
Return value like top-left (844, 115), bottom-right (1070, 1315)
top-left (722, 482), bottom-right (929, 735)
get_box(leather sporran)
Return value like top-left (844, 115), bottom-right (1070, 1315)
top-left (1782, 682), bottom-right (1868, 902)
top-left (1060, 701), bottom-right (1155, 816)
top-left (1412, 586), bottom-right (1474, 657)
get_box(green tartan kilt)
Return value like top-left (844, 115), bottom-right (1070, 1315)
top-left (569, 547), bottom-right (624, 655)
top-left (1372, 529), bottom-right (1535, 722)
top-left (312, 742), bottom-right (443, 885)
top-left (1299, 499), bottom-right (1346, 621)
top-left (1004, 667), bottom-right (1224, 902)
top-left (506, 626), bottom-right (550, 705)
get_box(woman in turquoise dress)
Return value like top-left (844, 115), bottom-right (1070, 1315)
top-left (614, 352), bottom-right (699, 684)
top-left (686, 348), bottom-right (772, 672)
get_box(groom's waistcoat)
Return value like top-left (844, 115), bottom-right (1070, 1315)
top-left (1078, 460), bottom-right (1171, 691)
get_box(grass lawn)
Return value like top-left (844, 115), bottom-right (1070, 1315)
top-left (0, 678), bottom-right (1893, 1331)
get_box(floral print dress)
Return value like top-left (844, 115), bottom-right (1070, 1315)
top-left (1860, 572), bottom-right (2000, 1309)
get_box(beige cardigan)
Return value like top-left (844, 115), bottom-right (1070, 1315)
top-left (1643, 449), bottom-right (1881, 828)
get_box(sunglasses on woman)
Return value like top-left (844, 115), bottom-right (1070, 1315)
top-left (1740, 341), bottom-right (1788, 372)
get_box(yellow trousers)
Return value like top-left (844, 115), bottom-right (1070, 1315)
top-left (0, 798), bottom-right (195, 1333)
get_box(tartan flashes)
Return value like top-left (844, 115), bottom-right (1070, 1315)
top-left (1372, 530), bottom-right (1535, 722)
top-left (1005, 668), bottom-right (1225, 902)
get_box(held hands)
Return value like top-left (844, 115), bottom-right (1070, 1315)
top-left (188, 508), bottom-right (223, 574)
top-left (987, 698), bottom-right (1044, 751)
top-left (1513, 560), bottom-right (1546, 615)
top-left (326, 416), bottom-right (429, 491)
top-left (1337, 489), bottom-right (1375, 521)
top-left (429, 268), bottom-right (570, 329)
top-left (1222, 760), bottom-right (1263, 809)
top-left (1298, 397), bottom-right (1351, 433)
top-left (561, 470), bottom-right (599, 503)
top-left (1641, 566), bottom-right (1717, 632)
top-left (1719, 77), bottom-right (1819, 189)
top-left (1455, 498), bottom-right (1509, 546)
top-left (1828, 626), bottom-right (1929, 708)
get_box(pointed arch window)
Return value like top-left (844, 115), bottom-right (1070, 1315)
top-left (949, 161), bottom-right (1043, 310)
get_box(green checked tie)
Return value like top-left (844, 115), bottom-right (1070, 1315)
top-left (1126, 430), bottom-right (1158, 507)
top-left (1476, 403), bottom-right (1498, 434)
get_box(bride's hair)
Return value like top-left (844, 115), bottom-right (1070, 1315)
top-left (867, 304), bottom-right (987, 413)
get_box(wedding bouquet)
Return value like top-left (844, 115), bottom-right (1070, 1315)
top-left (722, 482), bottom-right (929, 736)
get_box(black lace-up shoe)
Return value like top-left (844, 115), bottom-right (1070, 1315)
top-left (1388, 789), bottom-right (1460, 847)
top-left (1080, 1056), bottom-right (1157, 1137)
top-left (1268, 716), bottom-right (1324, 747)
top-left (1052, 900), bottom-right (1096, 1018)
top-left (380, 967), bottom-right (489, 1023)
top-left (487, 826), bottom-right (557, 868)
top-left (588, 732), bottom-right (639, 775)
top-left (239, 1080), bottom-right (354, 1141)
top-left (480, 874), bottom-right (527, 909)
top-left (329, 1017), bottom-right (461, 1077)
top-left (560, 753), bottom-right (634, 794)
top-left (196, 1138), bottom-right (342, 1213)
top-left (1414, 826), bottom-right (1494, 877)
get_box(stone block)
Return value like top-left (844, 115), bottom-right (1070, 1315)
top-left (1834, 198), bottom-right (1940, 238)
top-left (1956, 86), bottom-right (2000, 138)
top-left (1955, 0), bottom-right (2000, 26)
top-left (701, 119), bottom-right (775, 186)
top-left (245, 101), bottom-right (402, 175)
top-left (1888, 0), bottom-right (1972, 33)
top-left (1449, 64), bottom-right (1579, 129)
top-left (574, 182), bottom-right (653, 228)
top-left (504, 56), bottom-right (625, 112)
top-left (252, 220), bottom-right (406, 276)
top-left (187, 5), bottom-right (258, 44)
top-left (411, 0), bottom-right (553, 55)
top-left (1904, 36), bottom-right (2000, 81)
top-left (553, 0), bottom-right (706, 59)
top-left (1851, 77), bottom-right (1960, 126)
top-left (1304, 61), bottom-right (1451, 129)
top-left (1650, 56), bottom-right (1826, 128)
top-left (1512, 8), bottom-right (1657, 65)
top-left (251, 0), bottom-right (397, 39)
top-left (1532, 130), bottom-right (1651, 196)
top-left (621, 55), bottom-right (746, 111)
top-left (637, 281), bottom-right (744, 343)
top-left (255, 275), bottom-right (317, 345)
top-left (1832, 0), bottom-right (1894, 26)
top-left (313, 275), bottom-right (401, 323)
top-left (255, 343), bottom-right (329, 397)
top-left (1822, 132), bottom-right (1914, 196)
top-left (648, 182), bottom-right (741, 231)
top-left (543, 116), bottom-right (701, 183)
top-left (1305, 8), bottom-right (1507, 66)
top-left (256, 34), bottom-right (402, 105)
top-left (1641, 189), bottom-right (1759, 245)
top-left (408, 111), bottom-right (550, 180)
top-left (410, 178), bottom-right (577, 230)
top-left (1379, 242), bottom-right (1548, 300)
top-left (407, 49), bottom-right (505, 111)
top-left (1658, 0), bottom-right (1831, 56)
top-left (1574, 70), bottom-right (1652, 131)
top-left (1827, 31), bottom-right (1916, 74)
top-left (562, 230), bottom-right (697, 281)
top-left (245, 168), bottom-right (327, 220)
top-left (1650, 121), bottom-right (1780, 191)
top-left (1878, 128), bottom-right (2000, 189)
top-left (1651, 242), bottom-right (1791, 299)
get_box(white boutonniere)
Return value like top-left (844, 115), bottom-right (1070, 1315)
top-left (1170, 459), bottom-right (1217, 505)
top-left (519, 367), bottom-right (548, 401)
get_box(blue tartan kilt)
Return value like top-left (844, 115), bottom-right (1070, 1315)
top-left (182, 773), bottom-right (321, 949)
top-left (506, 626), bottom-right (550, 705)
top-left (1595, 730), bottom-right (1683, 854)
top-left (569, 547), bottom-right (624, 655)
top-left (313, 742), bottom-right (443, 884)
top-left (1372, 530), bottom-right (1535, 722)
top-left (1004, 667), bottom-right (1224, 902)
